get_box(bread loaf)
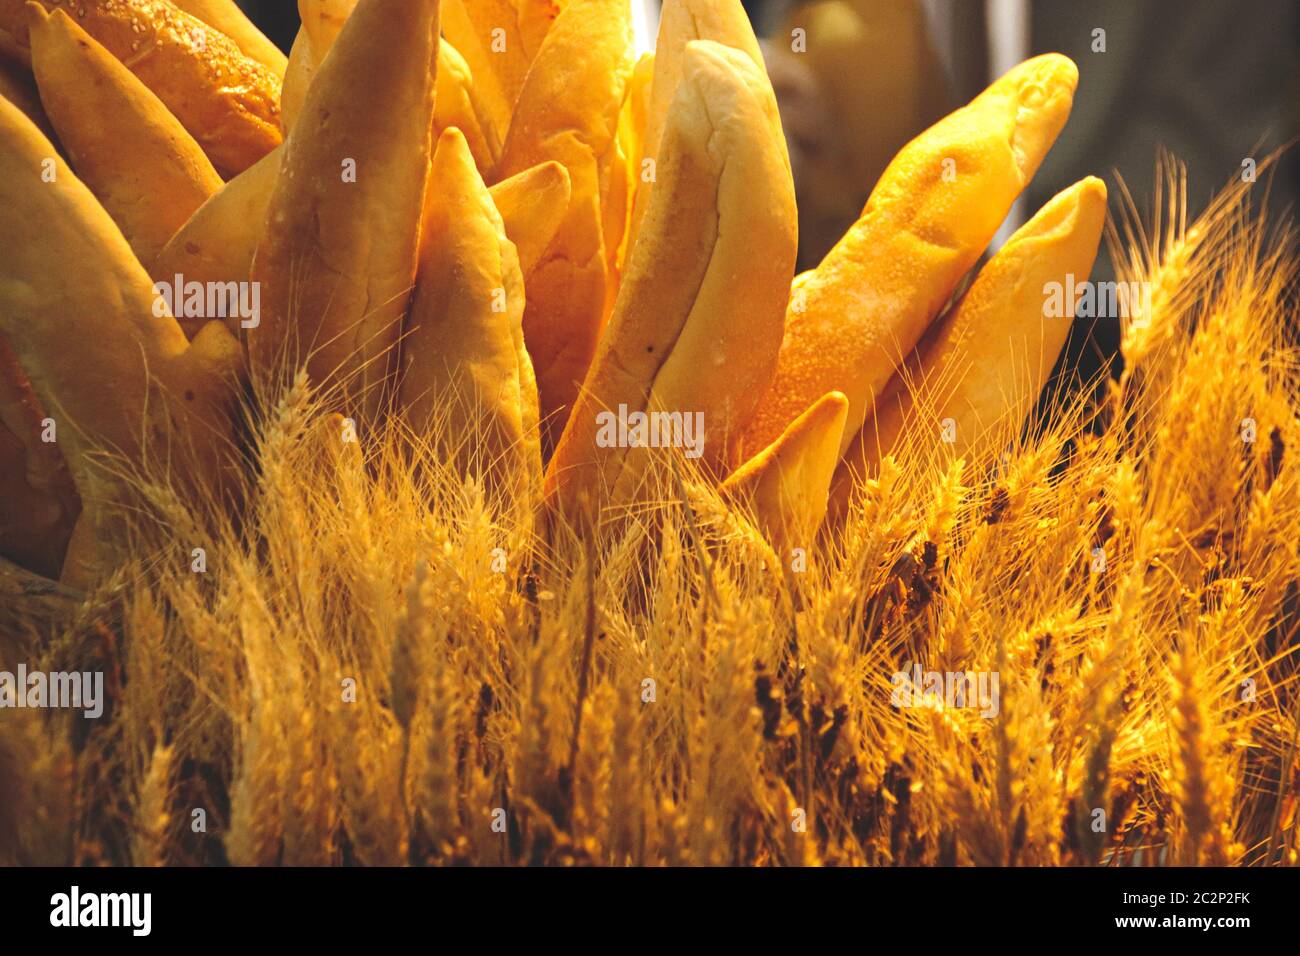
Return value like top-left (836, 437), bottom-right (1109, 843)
top-left (28, 5), bottom-right (223, 269)
top-left (1, 0), bottom-right (283, 175)
top-left (721, 390), bottom-right (848, 553)
top-left (741, 54), bottom-right (1079, 463)
top-left (493, 0), bottom-right (634, 444)
top-left (830, 176), bottom-right (1107, 514)
top-left (399, 128), bottom-right (541, 508)
top-left (152, 144), bottom-right (282, 338)
top-left (545, 40), bottom-right (797, 516)
top-left (489, 161), bottom-right (571, 283)
top-left (0, 96), bottom-right (243, 585)
top-left (250, 0), bottom-right (439, 424)
top-left (172, 0), bottom-right (287, 76)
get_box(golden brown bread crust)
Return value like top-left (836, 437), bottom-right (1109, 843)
top-left (0, 94), bottom-right (187, 459)
top-left (488, 161), bottom-right (571, 284)
top-left (399, 128), bottom-right (541, 508)
top-left (285, 5), bottom-right (498, 167)
top-left (626, 0), bottom-right (776, 257)
top-left (153, 144), bottom-right (282, 339)
top-left (643, 0), bottom-right (766, 160)
top-left (740, 54), bottom-right (1079, 464)
top-left (283, 4), bottom-right (355, 136)
top-left (545, 40), bottom-right (797, 515)
top-left (0, 95), bottom-right (243, 586)
top-left (1, 0), bottom-right (282, 175)
top-left (493, 0), bottom-right (634, 446)
top-left (441, 0), bottom-right (560, 141)
top-left (829, 176), bottom-right (1107, 516)
top-left (721, 390), bottom-right (848, 551)
top-left (298, 0), bottom-right (356, 51)
top-left (250, 0), bottom-right (440, 424)
top-left (279, 28), bottom-right (314, 134)
top-left (28, 6), bottom-right (223, 269)
top-left (608, 51), bottom-right (653, 291)
top-left (436, 40), bottom-right (500, 174)
top-left (165, 50), bottom-right (492, 344)
top-left (594, 39), bottom-right (643, 358)
top-left (171, 0), bottom-right (287, 76)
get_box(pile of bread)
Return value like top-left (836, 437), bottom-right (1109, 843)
top-left (0, 0), bottom-right (1105, 589)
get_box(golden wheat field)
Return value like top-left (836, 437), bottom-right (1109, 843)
top-left (0, 0), bottom-right (1298, 871)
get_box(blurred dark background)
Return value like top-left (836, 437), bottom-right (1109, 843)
top-left (242, 0), bottom-right (1300, 383)
top-left (237, 0), bottom-right (298, 51)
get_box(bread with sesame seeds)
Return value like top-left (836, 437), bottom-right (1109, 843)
top-left (1, 0), bottom-right (282, 175)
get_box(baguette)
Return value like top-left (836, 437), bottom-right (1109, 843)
top-left (284, 2), bottom-right (355, 135)
top-left (600, 51), bottom-right (655, 321)
top-left (299, 0), bottom-right (357, 53)
top-left (493, 0), bottom-right (633, 445)
top-left (830, 177), bottom-right (1107, 512)
top-left (181, 53), bottom-right (491, 347)
top-left (152, 144), bottom-right (283, 339)
top-left (171, 0), bottom-right (287, 76)
top-left (627, 0), bottom-right (772, 254)
top-left (643, 0), bottom-right (765, 161)
top-left (399, 128), bottom-right (541, 507)
top-left (435, 40), bottom-right (500, 174)
top-left (28, 5), bottom-right (223, 269)
top-left (740, 54), bottom-right (1078, 463)
top-left (488, 161), bottom-right (571, 283)
top-left (612, 51), bottom-right (653, 281)
top-left (280, 27), bottom-right (315, 134)
top-left (0, 96), bottom-right (243, 586)
top-left (545, 40), bottom-right (797, 516)
top-left (0, 0), bottom-right (282, 176)
top-left (287, 3), bottom-right (497, 170)
top-left (162, 97), bottom-right (502, 346)
top-left (250, 0), bottom-right (439, 425)
top-left (441, 0), bottom-right (560, 141)
top-left (721, 390), bottom-right (847, 552)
